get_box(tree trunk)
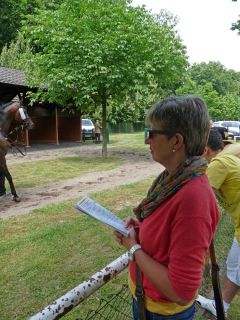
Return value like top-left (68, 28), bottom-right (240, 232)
top-left (101, 97), bottom-right (108, 158)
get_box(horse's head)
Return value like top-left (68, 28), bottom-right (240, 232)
top-left (0, 101), bottom-right (34, 136)
top-left (15, 104), bottom-right (34, 130)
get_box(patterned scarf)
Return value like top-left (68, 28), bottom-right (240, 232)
top-left (134, 156), bottom-right (207, 221)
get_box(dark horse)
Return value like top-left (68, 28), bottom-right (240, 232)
top-left (0, 101), bottom-right (34, 201)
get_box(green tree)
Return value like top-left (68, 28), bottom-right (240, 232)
top-left (185, 62), bottom-right (240, 120)
top-left (189, 62), bottom-right (240, 96)
top-left (221, 93), bottom-right (240, 120)
top-left (107, 79), bottom-right (163, 124)
top-left (22, 0), bottom-right (188, 156)
top-left (177, 75), bottom-right (240, 120)
top-left (197, 82), bottom-right (223, 120)
top-left (176, 79), bottom-right (223, 120)
top-left (0, 0), bottom-right (20, 51)
top-left (0, 0), bottom-right (64, 51)
top-left (231, 16), bottom-right (240, 34)
top-left (0, 33), bottom-right (31, 68)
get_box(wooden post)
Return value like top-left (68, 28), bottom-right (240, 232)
top-left (55, 105), bottom-right (59, 145)
top-left (80, 112), bottom-right (82, 142)
top-left (25, 101), bottom-right (30, 147)
top-left (25, 129), bottom-right (30, 147)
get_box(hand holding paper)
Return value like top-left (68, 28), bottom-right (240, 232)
top-left (75, 196), bottom-right (129, 236)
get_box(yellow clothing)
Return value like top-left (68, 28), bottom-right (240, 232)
top-left (207, 152), bottom-right (240, 242)
top-left (128, 276), bottom-right (195, 315)
top-left (222, 142), bottom-right (240, 159)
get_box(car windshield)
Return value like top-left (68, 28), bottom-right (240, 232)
top-left (222, 122), bottom-right (231, 127)
top-left (222, 121), bottom-right (240, 128)
top-left (231, 121), bottom-right (240, 127)
top-left (82, 119), bottom-right (93, 126)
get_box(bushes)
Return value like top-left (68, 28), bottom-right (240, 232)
top-left (108, 122), bottom-right (145, 134)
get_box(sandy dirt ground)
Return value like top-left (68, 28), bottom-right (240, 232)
top-left (0, 143), bottom-right (163, 219)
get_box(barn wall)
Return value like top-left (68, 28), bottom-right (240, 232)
top-left (28, 116), bottom-right (58, 144)
top-left (58, 116), bottom-right (82, 142)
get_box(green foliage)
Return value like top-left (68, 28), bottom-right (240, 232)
top-left (231, 15), bottom-right (240, 34)
top-left (22, 1), bottom-right (187, 106)
top-left (21, 0), bottom-right (188, 156)
top-left (195, 82), bottom-right (223, 120)
top-left (220, 93), bottom-right (240, 119)
top-left (0, 0), bottom-right (64, 52)
top-left (0, 0), bottom-right (20, 51)
top-left (189, 62), bottom-right (240, 96)
top-left (0, 33), bottom-right (31, 68)
top-left (177, 62), bottom-right (240, 120)
top-left (107, 85), bottom-right (160, 124)
top-left (108, 122), bottom-right (145, 133)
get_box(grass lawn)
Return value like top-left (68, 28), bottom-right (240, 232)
top-left (108, 132), bottom-right (148, 152)
top-left (8, 156), bottom-right (122, 189)
top-left (2, 133), bottom-right (239, 319)
top-left (0, 178), bottom-right (152, 320)
top-left (6, 131), bottom-right (148, 190)
top-left (1, 177), bottom-right (239, 320)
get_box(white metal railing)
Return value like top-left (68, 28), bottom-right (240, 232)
top-left (29, 253), bottom-right (129, 320)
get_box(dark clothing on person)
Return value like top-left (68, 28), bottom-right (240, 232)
top-left (213, 126), bottom-right (228, 140)
top-left (0, 172), bottom-right (6, 196)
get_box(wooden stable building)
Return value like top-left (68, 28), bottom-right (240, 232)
top-left (27, 104), bottom-right (82, 145)
top-left (0, 66), bottom-right (83, 146)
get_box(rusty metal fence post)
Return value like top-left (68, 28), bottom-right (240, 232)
top-left (29, 253), bottom-right (129, 320)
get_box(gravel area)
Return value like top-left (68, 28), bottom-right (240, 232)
top-left (0, 142), bottom-right (162, 219)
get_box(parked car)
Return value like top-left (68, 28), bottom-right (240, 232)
top-left (82, 119), bottom-right (95, 140)
top-left (213, 121), bottom-right (240, 139)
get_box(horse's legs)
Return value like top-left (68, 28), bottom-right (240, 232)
top-left (0, 157), bottom-right (20, 202)
top-left (0, 171), bottom-right (6, 196)
top-left (4, 169), bottom-right (20, 202)
top-left (5, 169), bottom-right (20, 202)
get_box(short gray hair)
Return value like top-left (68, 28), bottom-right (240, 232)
top-left (146, 95), bottom-right (210, 157)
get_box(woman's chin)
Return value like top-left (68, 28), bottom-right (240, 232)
top-left (151, 154), bottom-right (157, 162)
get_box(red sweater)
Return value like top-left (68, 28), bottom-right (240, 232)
top-left (129, 175), bottom-right (219, 302)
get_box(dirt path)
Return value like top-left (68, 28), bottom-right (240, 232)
top-left (0, 143), bottom-right (162, 219)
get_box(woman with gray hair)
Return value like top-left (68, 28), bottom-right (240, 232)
top-left (115, 96), bottom-right (219, 319)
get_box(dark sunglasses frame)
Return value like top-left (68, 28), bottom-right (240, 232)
top-left (146, 128), bottom-right (170, 139)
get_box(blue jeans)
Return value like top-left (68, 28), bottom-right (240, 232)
top-left (132, 298), bottom-right (196, 320)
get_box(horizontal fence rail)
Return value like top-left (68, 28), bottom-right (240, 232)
top-left (28, 211), bottom-right (238, 320)
top-left (29, 253), bottom-right (129, 320)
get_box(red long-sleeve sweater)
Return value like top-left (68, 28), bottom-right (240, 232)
top-left (129, 175), bottom-right (219, 302)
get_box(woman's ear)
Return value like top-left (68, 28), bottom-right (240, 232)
top-left (204, 146), bottom-right (213, 162)
top-left (204, 146), bottom-right (209, 156)
top-left (173, 133), bottom-right (184, 151)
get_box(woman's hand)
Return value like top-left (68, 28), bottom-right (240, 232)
top-left (124, 216), bottom-right (139, 229)
top-left (114, 228), bottom-right (137, 250)
top-left (114, 216), bottom-right (139, 250)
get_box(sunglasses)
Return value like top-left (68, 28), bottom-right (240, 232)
top-left (146, 128), bottom-right (170, 139)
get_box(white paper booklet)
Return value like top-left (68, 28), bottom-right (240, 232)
top-left (75, 196), bottom-right (129, 237)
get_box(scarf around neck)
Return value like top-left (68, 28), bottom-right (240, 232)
top-left (134, 156), bottom-right (207, 221)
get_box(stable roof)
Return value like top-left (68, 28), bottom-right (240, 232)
top-left (0, 66), bottom-right (29, 103)
top-left (0, 66), bottom-right (26, 87)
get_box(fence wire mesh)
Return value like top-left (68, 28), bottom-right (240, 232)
top-left (84, 285), bottom-right (132, 320)
top-left (82, 206), bottom-right (239, 320)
